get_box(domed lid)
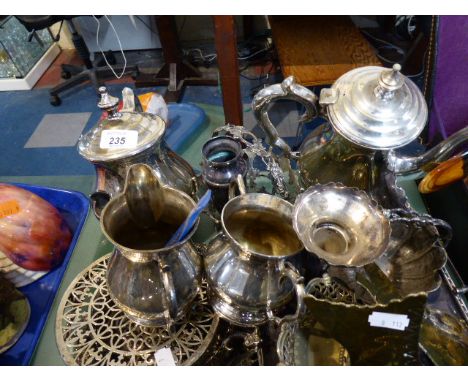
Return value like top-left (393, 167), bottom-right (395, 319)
top-left (319, 64), bottom-right (428, 150)
top-left (77, 87), bottom-right (165, 162)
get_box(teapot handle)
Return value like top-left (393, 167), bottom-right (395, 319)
top-left (252, 76), bottom-right (318, 159)
top-left (266, 261), bottom-right (305, 325)
top-left (159, 260), bottom-right (178, 323)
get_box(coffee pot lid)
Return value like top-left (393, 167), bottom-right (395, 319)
top-left (319, 64), bottom-right (428, 150)
top-left (78, 87), bottom-right (165, 162)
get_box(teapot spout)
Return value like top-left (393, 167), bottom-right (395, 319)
top-left (387, 126), bottom-right (468, 175)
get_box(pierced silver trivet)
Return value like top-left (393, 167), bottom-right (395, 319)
top-left (305, 274), bottom-right (357, 304)
top-left (55, 254), bottom-right (218, 366)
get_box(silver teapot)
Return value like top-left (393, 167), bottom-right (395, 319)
top-left (204, 175), bottom-right (305, 327)
top-left (252, 64), bottom-right (468, 204)
top-left (101, 164), bottom-right (202, 327)
top-left (78, 87), bottom-right (197, 218)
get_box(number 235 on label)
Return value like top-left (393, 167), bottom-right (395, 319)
top-left (100, 130), bottom-right (138, 149)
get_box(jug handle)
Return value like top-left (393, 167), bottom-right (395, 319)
top-left (228, 174), bottom-right (247, 200)
top-left (266, 261), bottom-right (305, 325)
top-left (90, 191), bottom-right (110, 219)
top-left (252, 76), bottom-right (318, 159)
top-left (386, 208), bottom-right (453, 248)
top-left (159, 261), bottom-right (178, 322)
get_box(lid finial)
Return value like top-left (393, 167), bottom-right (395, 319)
top-left (97, 86), bottom-right (120, 119)
top-left (97, 86), bottom-right (119, 110)
top-left (375, 63), bottom-right (405, 100)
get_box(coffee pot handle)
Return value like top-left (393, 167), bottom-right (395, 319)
top-left (159, 260), bottom-right (179, 323)
top-left (252, 76), bottom-right (318, 159)
top-left (266, 261), bottom-right (305, 325)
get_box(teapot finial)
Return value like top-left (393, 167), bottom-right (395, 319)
top-left (97, 86), bottom-right (120, 118)
top-left (375, 64), bottom-right (405, 100)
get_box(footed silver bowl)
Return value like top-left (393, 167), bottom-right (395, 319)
top-left (293, 183), bottom-right (391, 267)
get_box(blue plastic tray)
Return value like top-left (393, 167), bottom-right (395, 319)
top-left (0, 183), bottom-right (89, 366)
top-left (166, 103), bottom-right (206, 152)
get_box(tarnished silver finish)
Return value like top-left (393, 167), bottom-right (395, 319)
top-left (328, 208), bottom-right (452, 305)
top-left (201, 135), bottom-right (248, 213)
top-left (77, 87), bottom-right (196, 218)
top-left (212, 124), bottom-right (291, 199)
top-left (293, 183), bottom-right (391, 267)
top-left (55, 255), bottom-right (219, 366)
top-left (252, 76), bottom-right (318, 158)
top-left (251, 67), bottom-right (468, 196)
top-left (252, 65), bottom-right (427, 154)
top-left (101, 182), bottom-right (202, 327)
top-left (204, 175), bottom-right (305, 326)
top-left (277, 274), bottom-right (354, 366)
top-left (370, 165), bottom-right (411, 210)
top-left (375, 208), bottom-right (450, 296)
top-left (420, 308), bottom-right (468, 365)
top-left (387, 125), bottom-right (468, 175)
top-left (440, 264), bottom-right (468, 322)
top-left (305, 273), bottom-right (357, 304)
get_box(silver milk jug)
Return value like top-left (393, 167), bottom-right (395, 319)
top-left (204, 175), bottom-right (305, 326)
top-left (100, 164), bottom-right (202, 327)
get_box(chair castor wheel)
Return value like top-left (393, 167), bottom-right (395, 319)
top-left (50, 95), bottom-right (62, 106)
top-left (61, 70), bottom-right (71, 79)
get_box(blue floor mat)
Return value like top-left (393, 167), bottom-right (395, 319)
top-left (0, 83), bottom-right (206, 177)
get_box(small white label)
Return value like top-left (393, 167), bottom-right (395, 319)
top-left (99, 130), bottom-right (138, 149)
top-left (368, 312), bottom-right (410, 331)
top-left (154, 347), bottom-right (176, 366)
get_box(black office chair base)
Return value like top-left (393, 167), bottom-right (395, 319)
top-left (50, 95), bottom-right (62, 106)
top-left (49, 64), bottom-right (139, 106)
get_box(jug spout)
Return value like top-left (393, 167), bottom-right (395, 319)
top-left (387, 126), bottom-right (468, 175)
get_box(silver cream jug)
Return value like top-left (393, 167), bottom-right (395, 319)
top-left (101, 164), bottom-right (202, 327)
top-left (204, 175), bottom-right (305, 327)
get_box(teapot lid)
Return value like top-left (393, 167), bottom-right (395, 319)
top-left (319, 64), bottom-right (427, 150)
top-left (78, 87), bottom-right (165, 162)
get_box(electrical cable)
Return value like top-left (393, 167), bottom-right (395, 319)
top-left (360, 27), bottom-right (427, 79)
top-left (360, 29), bottom-right (405, 55)
top-left (237, 46), bottom-right (271, 60)
top-left (184, 42), bottom-right (273, 67)
top-left (93, 15), bottom-right (127, 79)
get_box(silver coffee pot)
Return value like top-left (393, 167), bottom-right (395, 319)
top-left (204, 175), bottom-right (305, 327)
top-left (252, 65), bottom-right (468, 202)
top-left (78, 87), bottom-right (197, 218)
